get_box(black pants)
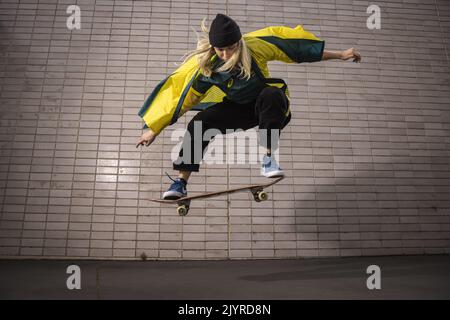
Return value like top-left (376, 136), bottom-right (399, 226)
top-left (173, 86), bottom-right (291, 172)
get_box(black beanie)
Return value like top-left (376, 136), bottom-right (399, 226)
top-left (209, 14), bottom-right (242, 48)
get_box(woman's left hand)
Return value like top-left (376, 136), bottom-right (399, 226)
top-left (341, 48), bottom-right (361, 63)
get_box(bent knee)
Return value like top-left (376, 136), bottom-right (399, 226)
top-left (259, 86), bottom-right (284, 98)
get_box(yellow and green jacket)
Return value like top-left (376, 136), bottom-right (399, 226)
top-left (138, 25), bottom-right (325, 134)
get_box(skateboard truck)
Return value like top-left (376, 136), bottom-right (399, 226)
top-left (176, 199), bottom-right (190, 216)
top-left (251, 187), bottom-right (268, 202)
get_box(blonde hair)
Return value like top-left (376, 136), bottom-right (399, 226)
top-left (182, 18), bottom-right (252, 80)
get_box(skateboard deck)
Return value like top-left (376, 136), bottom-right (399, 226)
top-left (150, 176), bottom-right (284, 216)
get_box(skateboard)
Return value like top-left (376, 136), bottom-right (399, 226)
top-left (150, 176), bottom-right (284, 216)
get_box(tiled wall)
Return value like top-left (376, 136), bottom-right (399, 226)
top-left (0, 0), bottom-right (449, 260)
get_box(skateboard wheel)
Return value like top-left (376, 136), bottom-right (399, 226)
top-left (177, 205), bottom-right (188, 216)
top-left (257, 191), bottom-right (268, 201)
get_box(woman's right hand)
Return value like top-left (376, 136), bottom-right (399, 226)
top-left (136, 129), bottom-right (157, 148)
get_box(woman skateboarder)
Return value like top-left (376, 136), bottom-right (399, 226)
top-left (137, 14), bottom-right (361, 200)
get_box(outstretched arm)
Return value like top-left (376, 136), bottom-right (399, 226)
top-left (322, 48), bottom-right (361, 62)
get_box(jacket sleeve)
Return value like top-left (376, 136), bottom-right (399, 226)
top-left (178, 87), bottom-right (203, 117)
top-left (141, 84), bottom-right (202, 135)
top-left (138, 56), bottom-right (201, 135)
top-left (245, 25), bottom-right (325, 64)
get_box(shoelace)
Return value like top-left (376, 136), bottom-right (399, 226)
top-left (164, 171), bottom-right (177, 183)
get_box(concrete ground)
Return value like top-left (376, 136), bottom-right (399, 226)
top-left (1, 255), bottom-right (449, 300)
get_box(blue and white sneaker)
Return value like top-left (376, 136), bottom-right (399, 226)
top-left (162, 172), bottom-right (188, 200)
top-left (261, 154), bottom-right (284, 178)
